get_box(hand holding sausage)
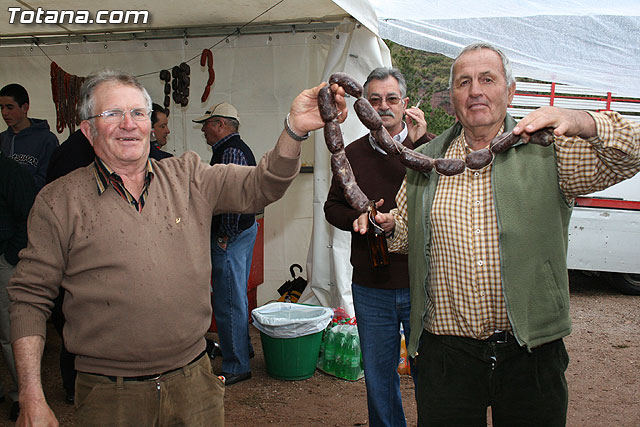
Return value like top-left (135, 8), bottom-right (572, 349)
top-left (289, 83), bottom-right (347, 136)
top-left (513, 106), bottom-right (597, 141)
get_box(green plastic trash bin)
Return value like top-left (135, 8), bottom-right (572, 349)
top-left (259, 330), bottom-right (324, 380)
top-left (251, 302), bottom-right (333, 381)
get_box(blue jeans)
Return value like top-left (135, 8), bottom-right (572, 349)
top-left (352, 282), bottom-right (416, 427)
top-left (211, 222), bottom-right (258, 375)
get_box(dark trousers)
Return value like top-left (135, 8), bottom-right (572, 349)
top-left (416, 331), bottom-right (569, 427)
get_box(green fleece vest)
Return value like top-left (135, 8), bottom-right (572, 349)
top-left (406, 115), bottom-right (573, 355)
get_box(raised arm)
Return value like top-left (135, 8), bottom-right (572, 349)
top-left (516, 107), bottom-right (640, 199)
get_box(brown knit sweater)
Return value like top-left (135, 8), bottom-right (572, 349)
top-left (8, 149), bottom-right (299, 376)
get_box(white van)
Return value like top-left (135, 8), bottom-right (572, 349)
top-left (510, 82), bottom-right (640, 294)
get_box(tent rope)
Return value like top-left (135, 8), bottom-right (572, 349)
top-left (30, 0), bottom-right (286, 79)
top-left (135, 0), bottom-right (286, 78)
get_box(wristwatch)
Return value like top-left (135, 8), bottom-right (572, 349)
top-left (284, 113), bottom-right (310, 142)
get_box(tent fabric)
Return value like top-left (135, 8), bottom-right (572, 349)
top-left (370, 0), bottom-right (640, 97)
top-left (1, 0), bottom-right (356, 36)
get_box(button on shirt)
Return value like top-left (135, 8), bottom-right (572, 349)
top-left (388, 111), bottom-right (640, 340)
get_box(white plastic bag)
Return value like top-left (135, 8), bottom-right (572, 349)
top-left (251, 302), bottom-right (333, 339)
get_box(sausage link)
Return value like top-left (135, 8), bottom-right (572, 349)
top-left (318, 85), bottom-right (338, 122)
top-left (354, 98), bottom-right (382, 130)
top-left (324, 122), bottom-right (344, 154)
top-left (400, 149), bottom-right (434, 173)
top-left (529, 128), bottom-right (555, 146)
top-left (490, 127), bottom-right (555, 155)
top-left (489, 131), bottom-right (519, 154)
top-left (331, 151), bottom-right (356, 187)
top-left (331, 152), bottom-right (369, 212)
top-left (200, 85), bottom-right (211, 103)
top-left (344, 183), bottom-right (370, 213)
top-left (329, 72), bottom-right (364, 98)
top-left (465, 148), bottom-right (494, 170)
top-left (160, 69), bottom-right (171, 82)
top-left (434, 158), bottom-right (466, 176)
top-left (372, 127), bottom-right (402, 155)
top-left (200, 49), bottom-right (208, 67)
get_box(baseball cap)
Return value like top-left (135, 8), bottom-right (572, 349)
top-left (193, 102), bottom-right (239, 123)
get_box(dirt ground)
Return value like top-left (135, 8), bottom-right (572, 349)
top-left (0, 270), bottom-right (637, 426)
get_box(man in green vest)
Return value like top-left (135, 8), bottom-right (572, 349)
top-left (353, 42), bottom-right (640, 426)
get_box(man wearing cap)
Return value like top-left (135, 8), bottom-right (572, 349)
top-left (194, 102), bottom-right (258, 386)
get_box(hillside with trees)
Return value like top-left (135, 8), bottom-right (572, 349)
top-left (385, 40), bottom-right (456, 135)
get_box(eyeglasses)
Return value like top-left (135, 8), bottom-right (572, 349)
top-left (368, 96), bottom-right (402, 107)
top-left (87, 108), bottom-right (151, 123)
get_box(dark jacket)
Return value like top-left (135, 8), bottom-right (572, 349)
top-left (150, 143), bottom-right (173, 161)
top-left (46, 130), bottom-right (95, 183)
top-left (324, 132), bottom-right (432, 289)
top-left (209, 134), bottom-right (257, 237)
top-left (47, 131), bottom-right (173, 185)
top-left (0, 151), bottom-right (36, 265)
top-left (0, 118), bottom-right (59, 192)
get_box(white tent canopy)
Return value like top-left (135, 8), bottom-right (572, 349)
top-left (371, 0), bottom-right (640, 97)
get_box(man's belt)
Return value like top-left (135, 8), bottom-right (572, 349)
top-left (484, 330), bottom-right (513, 343)
top-left (93, 350), bottom-right (207, 382)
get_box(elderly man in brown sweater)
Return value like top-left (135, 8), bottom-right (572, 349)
top-left (8, 70), bottom-right (347, 426)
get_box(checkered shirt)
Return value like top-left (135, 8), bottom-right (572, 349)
top-left (388, 111), bottom-right (640, 338)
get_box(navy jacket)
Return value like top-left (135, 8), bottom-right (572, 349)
top-left (0, 151), bottom-right (36, 265)
top-left (0, 118), bottom-right (58, 192)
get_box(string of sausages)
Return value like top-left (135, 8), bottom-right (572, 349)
top-left (50, 62), bottom-right (85, 134)
top-left (200, 48), bottom-right (215, 102)
top-left (320, 72), bottom-right (555, 213)
top-left (159, 62), bottom-right (191, 112)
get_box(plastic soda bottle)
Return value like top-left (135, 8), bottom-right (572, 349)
top-left (334, 326), bottom-right (348, 378)
top-left (348, 333), bottom-right (361, 380)
top-left (322, 327), bottom-right (337, 374)
top-left (341, 330), bottom-right (355, 380)
top-left (398, 326), bottom-right (410, 375)
top-left (317, 329), bottom-right (326, 369)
